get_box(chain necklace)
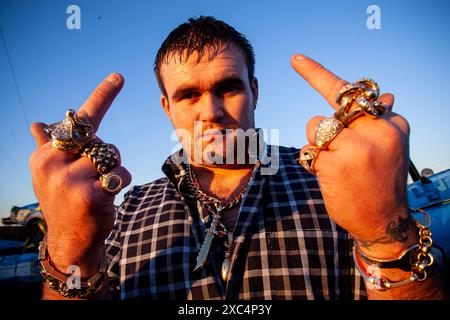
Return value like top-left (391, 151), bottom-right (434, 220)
top-left (185, 163), bottom-right (249, 214)
top-left (185, 162), bottom-right (251, 282)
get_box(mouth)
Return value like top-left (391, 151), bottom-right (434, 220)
top-left (202, 129), bottom-right (225, 141)
top-left (199, 128), bottom-right (234, 141)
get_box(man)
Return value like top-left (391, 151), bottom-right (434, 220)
top-left (29, 16), bottom-right (448, 299)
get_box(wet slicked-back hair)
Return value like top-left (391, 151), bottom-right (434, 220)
top-left (154, 16), bottom-right (255, 96)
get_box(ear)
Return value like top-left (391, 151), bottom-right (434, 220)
top-left (251, 77), bottom-right (259, 110)
top-left (160, 95), bottom-right (172, 121)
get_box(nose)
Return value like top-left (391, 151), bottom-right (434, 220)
top-left (198, 93), bottom-right (224, 122)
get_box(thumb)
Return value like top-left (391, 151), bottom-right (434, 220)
top-left (30, 122), bottom-right (50, 147)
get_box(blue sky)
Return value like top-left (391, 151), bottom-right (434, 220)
top-left (0, 0), bottom-right (449, 217)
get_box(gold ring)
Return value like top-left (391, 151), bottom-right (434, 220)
top-left (100, 173), bottom-right (122, 195)
top-left (355, 94), bottom-right (379, 118)
top-left (80, 142), bottom-right (119, 174)
top-left (334, 98), bottom-right (389, 125)
top-left (44, 109), bottom-right (95, 152)
top-left (354, 78), bottom-right (380, 101)
top-left (335, 83), bottom-right (363, 109)
top-left (334, 78), bottom-right (388, 125)
top-left (299, 145), bottom-right (321, 173)
top-left (314, 117), bottom-right (344, 148)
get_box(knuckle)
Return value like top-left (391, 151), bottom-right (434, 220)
top-left (30, 149), bottom-right (48, 172)
top-left (29, 150), bottom-right (39, 169)
top-left (122, 168), bottom-right (133, 186)
top-left (310, 115), bottom-right (324, 123)
top-left (307, 116), bottom-right (324, 130)
top-left (382, 124), bottom-right (403, 151)
top-left (396, 115), bottom-right (410, 134)
top-left (311, 62), bottom-right (325, 76)
top-left (77, 110), bottom-right (94, 127)
top-left (92, 87), bottom-right (108, 100)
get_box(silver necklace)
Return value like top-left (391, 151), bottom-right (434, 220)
top-left (185, 163), bottom-right (250, 282)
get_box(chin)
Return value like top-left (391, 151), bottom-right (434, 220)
top-left (199, 146), bottom-right (230, 166)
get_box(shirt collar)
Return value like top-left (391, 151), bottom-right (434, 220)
top-left (161, 128), bottom-right (275, 189)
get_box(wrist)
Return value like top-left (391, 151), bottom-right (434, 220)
top-left (39, 236), bottom-right (109, 299)
top-left (356, 227), bottom-right (418, 260)
top-left (352, 208), bottom-right (436, 292)
top-left (45, 235), bottom-right (104, 277)
top-left (353, 208), bottom-right (417, 260)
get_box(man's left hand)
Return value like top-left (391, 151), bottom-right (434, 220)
top-left (291, 54), bottom-right (415, 258)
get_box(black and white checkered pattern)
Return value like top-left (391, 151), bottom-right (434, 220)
top-left (105, 145), bottom-right (366, 299)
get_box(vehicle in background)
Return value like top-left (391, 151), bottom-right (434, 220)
top-left (1, 202), bottom-right (46, 249)
top-left (0, 203), bottom-right (46, 297)
top-left (407, 167), bottom-right (450, 260)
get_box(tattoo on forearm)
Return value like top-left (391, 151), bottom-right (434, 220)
top-left (358, 215), bottom-right (415, 250)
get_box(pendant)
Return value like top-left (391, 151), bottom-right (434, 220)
top-left (221, 252), bottom-right (231, 282)
top-left (221, 233), bottom-right (233, 282)
top-left (193, 231), bottom-right (214, 272)
top-left (193, 213), bottom-right (224, 272)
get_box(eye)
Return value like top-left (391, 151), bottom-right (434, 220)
top-left (217, 84), bottom-right (242, 96)
top-left (180, 91), bottom-right (200, 101)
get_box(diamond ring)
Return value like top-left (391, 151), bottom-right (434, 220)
top-left (314, 117), bottom-right (345, 148)
top-left (44, 109), bottom-right (95, 152)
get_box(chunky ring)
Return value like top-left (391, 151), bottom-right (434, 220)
top-left (80, 142), bottom-right (119, 174)
top-left (44, 109), bottom-right (95, 152)
top-left (335, 83), bottom-right (364, 109)
top-left (100, 173), bottom-right (122, 194)
top-left (354, 78), bottom-right (380, 101)
top-left (314, 117), bottom-right (344, 148)
top-left (334, 78), bottom-right (388, 125)
top-left (355, 94), bottom-right (379, 118)
top-left (299, 145), bottom-right (322, 173)
top-left (334, 99), bottom-right (389, 125)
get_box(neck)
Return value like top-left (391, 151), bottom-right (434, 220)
top-left (189, 163), bottom-right (254, 202)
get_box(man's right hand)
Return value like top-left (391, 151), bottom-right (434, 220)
top-left (29, 73), bottom-right (132, 277)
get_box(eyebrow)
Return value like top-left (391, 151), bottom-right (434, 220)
top-left (171, 75), bottom-right (246, 101)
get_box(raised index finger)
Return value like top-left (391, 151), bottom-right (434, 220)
top-left (78, 73), bottom-right (124, 132)
top-left (291, 54), bottom-right (348, 110)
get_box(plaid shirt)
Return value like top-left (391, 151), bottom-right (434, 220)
top-left (105, 144), bottom-right (367, 300)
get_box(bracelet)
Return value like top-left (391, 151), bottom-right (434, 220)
top-left (353, 245), bottom-right (420, 291)
top-left (354, 240), bottom-right (419, 272)
top-left (38, 236), bottom-right (108, 299)
top-left (352, 208), bottom-right (434, 291)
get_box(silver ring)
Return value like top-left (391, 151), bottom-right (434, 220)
top-left (44, 109), bottom-right (95, 152)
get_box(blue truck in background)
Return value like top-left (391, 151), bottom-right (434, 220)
top-left (407, 168), bottom-right (450, 257)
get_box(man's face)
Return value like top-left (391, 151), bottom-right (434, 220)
top-left (160, 44), bottom-right (258, 166)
